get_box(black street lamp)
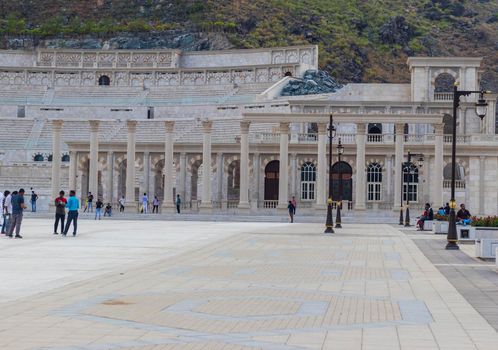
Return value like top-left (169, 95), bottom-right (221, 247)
top-left (446, 86), bottom-right (489, 250)
top-left (335, 138), bottom-right (344, 228)
top-left (325, 114), bottom-right (336, 233)
top-left (404, 152), bottom-right (424, 227)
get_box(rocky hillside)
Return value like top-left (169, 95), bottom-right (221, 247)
top-left (0, 0), bottom-right (497, 90)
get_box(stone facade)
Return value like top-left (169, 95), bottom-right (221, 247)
top-left (0, 45), bottom-right (497, 216)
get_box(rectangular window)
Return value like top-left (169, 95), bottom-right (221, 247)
top-left (301, 181), bottom-right (315, 200)
top-left (367, 183), bottom-right (381, 202)
top-left (403, 183), bottom-right (418, 202)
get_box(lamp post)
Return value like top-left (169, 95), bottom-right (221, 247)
top-left (446, 86), bottom-right (489, 250)
top-left (399, 166), bottom-right (404, 225)
top-left (324, 114), bottom-right (336, 233)
top-left (404, 152), bottom-right (424, 227)
top-left (335, 138), bottom-right (344, 228)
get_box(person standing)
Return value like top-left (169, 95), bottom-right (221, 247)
top-left (118, 195), bottom-right (125, 212)
top-left (54, 191), bottom-right (67, 235)
top-left (176, 194), bottom-right (181, 214)
top-left (1, 190), bottom-right (9, 234)
top-left (142, 193), bottom-right (148, 214)
top-left (291, 196), bottom-right (297, 216)
top-left (86, 192), bottom-right (94, 213)
top-left (30, 190), bottom-right (38, 212)
top-left (152, 196), bottom-right (159, 213)
top-left (95, 198), bottom-right (103, 220)
top-left (63, 190), bottom-right (80, 236)
top-left (287, 200), bottom-right (295, 223)
top-left (8, 188), bottom-right (27, 238)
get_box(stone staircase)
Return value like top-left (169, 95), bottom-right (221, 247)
top-left (24, 118), bottom-right (47, 150)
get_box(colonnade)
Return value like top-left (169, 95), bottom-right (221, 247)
top-left (51, 118), bottom-right (445, 212)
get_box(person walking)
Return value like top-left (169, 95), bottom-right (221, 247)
top-left (176, 194), bottom-right (181, 214)
top-left (2, 191), bottom-right (12, 234)
top-left (1, 190), bottom-right (10, 235)
top-left (152, 195), bottom-right (159, 213)
top-left (291, 196), bottom-right (297, 216)
top-left (287, 200), bottom-right (295, 223)
top-left (53, 190), bottom-right (67, 235)
top-left (86, 192), bottom-right (94, 213)
top-left (142, 193), bottom-right (148, 214)
top-left (7, 188), bottom-right (27, 238)
top-left (95, 198), bottom-right (103, 220)
top-left (63, 190), bottom-right (80, 236)
top-left (30, 190), bottom-right (38, 212)
top-left (118, 195), bottom-right (125, 212)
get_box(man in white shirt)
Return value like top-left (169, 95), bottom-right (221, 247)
top-left (2, 191), bottom-right (11, 234)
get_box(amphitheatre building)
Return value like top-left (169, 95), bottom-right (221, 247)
top-left (0, 45), bottom-right (496, 214)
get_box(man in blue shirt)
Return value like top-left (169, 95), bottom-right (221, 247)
top-left (63, 190), bottom-right (80, 236)
top-left (8, 188), bottom-right (27, 238)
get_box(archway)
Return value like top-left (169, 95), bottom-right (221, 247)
top-left (227, 160), bottom-right (240, 200)
top-left (154, 159), bottom-right (165, 201)
top-left (368, 123), bottom-right (382, 134)
top-left (434, 73), bottom-right (455, 92)
top-left (191, 159), bottom-right (202, 201)
top-left (331, 161), bottom-right (352, 201)
top-left (264, 160), bottom-right (279, 200)
top-left (98, 75), bottom-right (110, 86)
top-left (443, 114), bottom-right (453, 135)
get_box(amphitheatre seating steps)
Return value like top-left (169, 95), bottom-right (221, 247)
top-left (0, 86), bottom-right (46, 104)
top-left (0, 119), bottom-right (35, 149)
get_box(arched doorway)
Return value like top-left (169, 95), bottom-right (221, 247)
top-left (154, 159), bottom-right (165, 201)
top-left (331, 161), bottom-right (352, 201)
top-left (368, 123), bottom-right (382, 134)
top-left (443, 114), bottom-right (453, 135)
top-left (434, 73), bottom-right (455, 92)
top-left (117, 159), bottom-right (127, 199)
top-left (264, 160), bottom-right (279, 200)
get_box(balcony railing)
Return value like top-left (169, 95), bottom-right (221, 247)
top-left (443, 135), bottom-right (471, 144)
top-left (434, 92), bottom-right (453, 101)
top-left (443, 180), bottom-right (466, 189)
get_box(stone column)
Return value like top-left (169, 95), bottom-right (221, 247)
top-left (253, 153), bottom-right (260, 205)
top-left (106, 151), bottom-right (113, 202)
top-left (200, 120), bottom-right (213, 211)
top-left (239, 121), bottom-right (250, 211)
top-left (125, 120), bottom-right (137, 212)
top-left (433, 123), bottom-right (444, 207)
top-left (355, 123), bottom-right (366, 210)
top-left (315, 123), bottom-right (327, 209)
top-left (216, 152), bottom-right (223, 203)
top-left (143, 151), bottom-right (150, 198)
top-left (290, 153), bottom-right (297, 198)
top-left (162, 121), bottom-right (175, 210)
top-left (51, 120), bottom-right (63, 203)
top-left (88, 120), bottom-right (100, 198)
top-left (68, 150), bottom-right (77, 191)
top-left (179, 152), bottom-right (187, 203)
top-left (393, 123), bottom-right (405, 211)
top-left (278, 122), bottom-right (289, 210)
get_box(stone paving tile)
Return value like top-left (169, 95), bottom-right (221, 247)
top-left (0, 222), bottom-right (497, 350)
top-left (414, 237), bottom-right (498, 332)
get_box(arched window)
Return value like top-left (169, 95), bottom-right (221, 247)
top-left (434, 73), bottom-right (455, 93)
top-left (47, 154), bottom-right (53, 162)
top-left (402, 162), bottom-right (419, 202)
top-left (300, 162), bottom-right (316, 200)
top-left (284, 71), bottom-right (292, 77)
top-left (61, 154), bottom-right (70, 162)
top-left (33, 154), bottom-right (44, 162)
top-left (443, 114), bottom-right (453, 135)
top-left (443, 163), bottom-right (465, 188)
top-left (98, 75), bottom-right (110, 86)
top-left (367, 163), bottom-right (382, 201)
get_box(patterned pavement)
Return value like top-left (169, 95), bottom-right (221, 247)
top-left (0, 223), bottom-right (497, 349)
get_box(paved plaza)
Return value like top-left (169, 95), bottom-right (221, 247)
top-left (1, 220), bottom-right (498, 349)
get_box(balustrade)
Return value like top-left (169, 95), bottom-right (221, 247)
top-left (443, 179), bottom-right (466, 189)
top-left (434, 92), bottom-right (453, 101)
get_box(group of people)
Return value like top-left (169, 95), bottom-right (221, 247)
top-left (1, 188), bottom-right (28, 238)
top-left (82, 192), bottom-right (112, 218)
top-left (417, 202), bottom-right (472, 230)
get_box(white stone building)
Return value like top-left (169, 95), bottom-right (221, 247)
top-left (0, 45), bottom-right (496, 215)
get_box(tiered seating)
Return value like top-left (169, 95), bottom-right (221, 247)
top-left (0, 86), bottom-right (45, 104)
top-left (145, 85), bottom-right (234, 105)
top-left (50, 87), bottom-right (144, 106)
top-left (0, 119), bottom-right (35, 149)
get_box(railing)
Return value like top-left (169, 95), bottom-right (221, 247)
top-left (367, 134), bottom-right (383, 143)
top-left (297, 133), bottom-right (318, 143)
top-left (443, 135), bottom-right (471, 144)
top-left (404, 134), bottom-right (425, 143)
top-left (434, 92), bottom-right (453, 101)
top-left (257, 133), bottom-right (280, 143)
top-left (260, 200), bottom-right (278, 209)
top-left (227, 200), bottom-right (239, 209)
top-left (443, 180), bottom-right (466, 189)
top-left (334, 133), bottom-right (356, 144)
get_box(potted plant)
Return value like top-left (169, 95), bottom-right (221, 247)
top-left (472, 216), bottom-right (498, 258)
top-left (433, 213), bottom-right (449, 234)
